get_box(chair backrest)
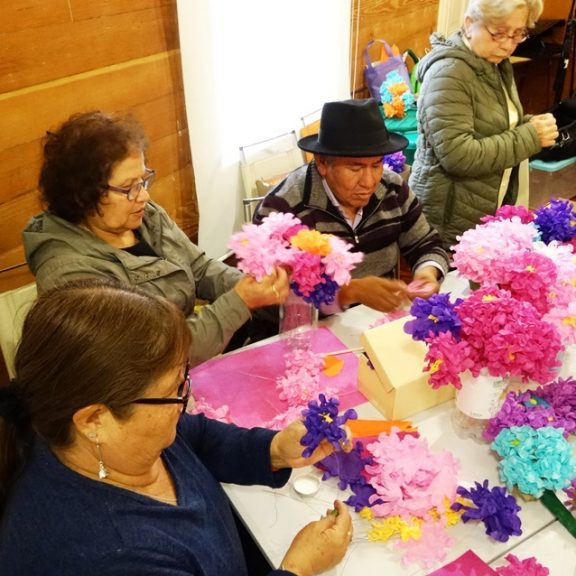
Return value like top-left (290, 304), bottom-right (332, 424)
top-left (0, 282), bottom-right (37, 379)
top-left (299, 108), bottom-right (322, 163)
top-left (239, 131), bottom-right (305, 199)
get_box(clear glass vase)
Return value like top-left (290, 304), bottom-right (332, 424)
top-left (451, 369), bottom-right (509, 442)
top-left (278, 289), bottom-right (318, 352)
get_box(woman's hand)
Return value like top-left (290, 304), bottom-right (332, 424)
top-left (270, 419), bottom-right (350, 471)
top-left (529, 113), bottom-right (559, 148)
top-left (280, 500), bottom-right (352, 576)
top-left (234, 266), bottom-right (289, 309)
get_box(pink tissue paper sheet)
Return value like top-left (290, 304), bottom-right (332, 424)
top-left (426, 549), bottom-right (497, 576)
top-left (189, 327), bottom-right (365, 428)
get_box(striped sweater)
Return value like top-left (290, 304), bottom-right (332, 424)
top-left (253, 162), bottom-right (449, 279)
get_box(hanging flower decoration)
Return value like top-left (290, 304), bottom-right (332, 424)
top-left (300, 394), bottom-right (357, 458)
top-left (379, 70), bottom-right (415, 118)
top-left (408, 288), bottom-right (563, 389)
top-left (229, 213), bottom-right (363, 307)
top-left (451, 480), bottom-right (522, 542)
top-left (491, 426), bottom-right (576, 498)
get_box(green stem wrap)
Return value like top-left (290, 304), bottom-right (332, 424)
top-left (540, 489), bottom-right (576, 538)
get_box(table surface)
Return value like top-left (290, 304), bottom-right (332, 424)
top-left (222, 275), bottom-right (576, 575)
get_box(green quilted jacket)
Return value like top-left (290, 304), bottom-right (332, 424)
top-left (409, 32), bottom-right (541, 250)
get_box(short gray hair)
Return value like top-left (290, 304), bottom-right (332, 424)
top-left (465, 0), bottom-right (543, 28)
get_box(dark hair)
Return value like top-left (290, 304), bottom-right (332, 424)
top-left (0, 279), bottom-right (191, 515)
top-left (39, 111), bottom-right (148, 223)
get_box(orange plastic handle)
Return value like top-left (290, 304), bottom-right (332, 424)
top-left (347, 419), bottom-right (417, 437)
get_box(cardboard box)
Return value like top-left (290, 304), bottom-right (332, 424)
top-left (358, 317), bottom-right (454, 419)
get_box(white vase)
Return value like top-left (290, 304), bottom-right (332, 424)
top-left (556, 344), bottom-right (576, 379)
top-left (452, 369), bottom-right (509, 441)
top-left (279, 289), bottom-right (318, 352)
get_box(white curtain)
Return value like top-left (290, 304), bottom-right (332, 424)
top-left (176, 0), bottom-right (352, 258)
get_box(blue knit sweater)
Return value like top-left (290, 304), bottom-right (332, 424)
top-left (0, 414), bottom-right (294, 576)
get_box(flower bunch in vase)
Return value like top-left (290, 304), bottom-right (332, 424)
top-left (229, 212), bottom-right (363, 308)
top-left (404, 287), bottom-right (564, 391)
top-left (452, 200), bottom-right (576, 345)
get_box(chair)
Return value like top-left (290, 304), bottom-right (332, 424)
top-left (239, 131), bottom-right (306, 201)
top-left (299, 109), bottom-right (322, 163)
top-left (0, 282), bottom-right (37, 379)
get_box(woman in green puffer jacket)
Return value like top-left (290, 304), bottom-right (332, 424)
top-left (410, 0), bottom-right (558, 252)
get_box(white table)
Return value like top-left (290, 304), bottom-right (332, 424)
top-left (223, 275), bottom-right (576, 575)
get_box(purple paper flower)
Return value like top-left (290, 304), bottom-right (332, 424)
top-left (292, 274), bottom-right (339, 308)
top-left (564, 478), bottom-right (576, 511)
top-left (404, 294), bottom-right (463, 342)
top-left (483, 390), bottom-right (570, 442)
top-left (533, 199), bottom-right (576, 243)
top-left (300, 394), bottom-right (357, 458)
top-left (535, 377), bottom-right (576, 435)
top-left (316, 440), bottom-right (372, 490)
top-left (452, 480), bottom-right (522, 542)
top-left (383, 151), bottom-right (406, 173)
top-left (346, 480), bottom-right (381, 512)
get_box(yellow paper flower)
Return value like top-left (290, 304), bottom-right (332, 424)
top-left (290, 229), bottom-right (331, 256)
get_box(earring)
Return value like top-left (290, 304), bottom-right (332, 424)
top-left (96, 442), bottom-right (109, 479)
top-left (90, 434), bottom-right (109, 480)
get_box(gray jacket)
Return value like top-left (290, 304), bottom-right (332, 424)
top-left (22, 202), bottom-right (250, 366)
top-left (409, 32), bottom-right (541, 250)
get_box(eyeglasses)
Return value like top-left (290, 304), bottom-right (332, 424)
top-left (105, 168), bottom-right (156, 201)
top-left (130, 362), bottom-right (191, 413)
top-left (483, 22), bottom-right (529, 44)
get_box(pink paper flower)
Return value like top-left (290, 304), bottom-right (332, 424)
top-left (365, 429), bottom-right (459, 518)
top-left (229, 214), bottom-right (363, 306)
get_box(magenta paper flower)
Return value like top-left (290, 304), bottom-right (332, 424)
top-left (424, 331), bottom-right (475, 389)
top-left (365, 429), bottom-right (459, 518)
top-left (481, 205), bottom-right (535, 224)
top-left (497, 251), bottom-right (557, 314)
top-left (494, 554), bottom-right (550, 576)
top-left (455, 288), bottom-right (563, 383)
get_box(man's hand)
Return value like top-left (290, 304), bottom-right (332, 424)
top-left (338, 276), bottom-right (409, 312)
top-left (407, 266), bottom-right (441, 300)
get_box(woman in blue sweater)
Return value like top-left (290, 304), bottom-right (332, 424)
top-left (0, 279), bottom-right (351, 576)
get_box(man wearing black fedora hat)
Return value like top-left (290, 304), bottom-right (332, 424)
top-left (253, 98), bottom-right (449, 313)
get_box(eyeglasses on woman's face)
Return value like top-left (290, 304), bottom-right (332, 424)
top-left (130, 362), bottom-right (191, 413)
top-left (482, 22), bottom-right (529, 44)
top-left (105, 167), bottom-right (156, 201)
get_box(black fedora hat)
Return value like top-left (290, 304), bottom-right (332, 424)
top-left (298, 98), bottom-right (408, 157)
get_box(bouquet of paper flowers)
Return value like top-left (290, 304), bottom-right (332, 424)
top-left (229, 212), bottom-right (363, 308)
top-left (452, 200), bottom-right (576, 344)
top-left (404, 287), bottom-right (564, 389)
top-left (379, 70), bottom-right (415, 119)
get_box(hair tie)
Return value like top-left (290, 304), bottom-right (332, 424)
top-left (0, 380), bottom-right (30, 425)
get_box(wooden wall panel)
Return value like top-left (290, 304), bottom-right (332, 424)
top-left (0, 0), bottom-right (197, 291)
top-left (351, 0), bottom-right (439, 97)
